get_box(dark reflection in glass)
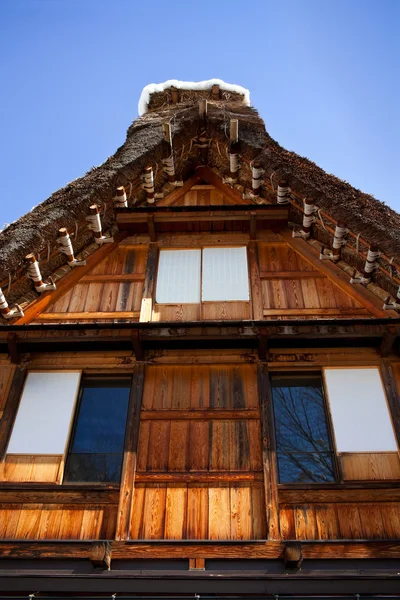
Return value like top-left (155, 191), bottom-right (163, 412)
top-left (64, 378), bottom-right (131, 483)
top-left (271, 375), bottom-right (335, 483)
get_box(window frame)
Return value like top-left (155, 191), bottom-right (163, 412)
top-left (3, 370), bottom-right (133, 487)
top-left (63, 374), bottom-right (132, 485)
top-left (270, 371), bottom-right (341, 486)
top-left (272, 365), bottom-right (400, 488)
top-left (155, 245), bottom-right (251, 305)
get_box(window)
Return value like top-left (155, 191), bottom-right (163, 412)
top-left (271, 374), bottom-right (336, 484)
top-left (323, 367), bottom-right (397, 452)
top-left (7, 372), bottom-right (131, 484)
top-left (7, 371), bottom-right (81, 455)
top-left (271, 368), bottom-right (399, 485)
top-left (64, 377), bottom-right (131, 483)
top-left (156, 247), bottom-right (249, 304)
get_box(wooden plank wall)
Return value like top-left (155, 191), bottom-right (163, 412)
top-left (279, 502), bottom-right (400, 540)
top-left (0, 503), bottom-right (117, 540)
top-left (258, 242), bottom-right (371, 319)
top-left (167, 185), bottom-right (230, 206)
top-left (0, 455), bottom-right (62, 483)
top-left (40, 246), bottom-right (147, 320)
top-left (131, 364), bottom-right (267, 540)
top-left (340, 452), bottom-right (400, 481)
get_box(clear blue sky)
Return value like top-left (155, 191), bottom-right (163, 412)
top-left (0, 0), bottom-right (399, 231)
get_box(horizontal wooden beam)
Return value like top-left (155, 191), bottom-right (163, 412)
top-left (37, 311), bottom-right (140, 321)
top-left (141, 409), bottom-right (259, 420)
top-left (135, 472), bottom-right (263, 483)
top-left (260, 270), bottom-right (324, 279)
top-left (278, 486), bottom-right (400, 504)
top-left (2, 540), bottom-right (399, 561)
top-left (0, 487), bottom-right (119, 504)
top-left (117, 209), bottom-right (287, 225)
top-left (263, 308), bottom-right (371, 317)
top-left (80, 274), bottom-right (145, 283)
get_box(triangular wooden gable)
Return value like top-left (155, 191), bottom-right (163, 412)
top-left (14, 171), bottom-right (390, 324)
top-left (157, 167), bottom-right (253, 207)
top-left (29, 239), bottom-right (384, 324)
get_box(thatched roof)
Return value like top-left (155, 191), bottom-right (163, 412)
top-left (1, 81), bottom-right (399, 308)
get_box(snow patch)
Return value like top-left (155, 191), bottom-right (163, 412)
top-left (138, 79), bottom-right (250, 116)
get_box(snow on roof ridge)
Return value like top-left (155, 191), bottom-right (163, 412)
top-left (138, 79), bottom-right (250, 116)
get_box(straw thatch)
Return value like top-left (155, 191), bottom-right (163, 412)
top-left (1, 85), bottom-right (399, 307)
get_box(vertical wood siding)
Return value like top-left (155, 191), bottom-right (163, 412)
top-left (258, 243), bottom-right (371, 318)
top-left (131, 364), bottom-right (266, 540)
top-left (279, 503), bottom-right (400, 540)
top-left (0, 504), bottom-right (117, 540)
top-left (43, 246), bottom-right (147, 317)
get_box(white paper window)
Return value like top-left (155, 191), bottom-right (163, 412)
top-left (323, 367), bottom-right (397, 452)
top-left (7, 371), bottom-right (82, 455)
top-left (202, 247), bottom-right (249, 301)
top-left (156, 249), bottom-right (201, 303)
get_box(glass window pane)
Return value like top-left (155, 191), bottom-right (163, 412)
top-left (271, 375), bottom-right (335, 483)
top-left (64, 378), bottom-right (130, 483)
top-left (156, 249), bottom-right (201, 303)
top-left (324, 367), bottom-right (397, 452)
top-left (202, 247), bottom-right (249, 301)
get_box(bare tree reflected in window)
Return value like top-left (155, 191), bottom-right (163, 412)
top-left (64, 378), bottom-right (131, 483)
top-left (271, 375), bottom-right (335, 483)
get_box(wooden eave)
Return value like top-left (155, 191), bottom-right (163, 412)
top-left (1, 320), bottom-right (399, 362)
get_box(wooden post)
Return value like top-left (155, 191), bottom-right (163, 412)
top-left (113, 186), bottom-right (127, 208)
top-left (211, 84), bottom-right (220, 100)
top-left (143, 167), bottom-right (155, 204)
top-left (301, 197), bottom-right (316, 237)
top-left (252, 162), bottom-right (262, 197)
top-left (363, 244), bottom-right (379, 281)
top-left (139, 243), bottom-right (158, 322)
top-left (230, 119), bottom-right (239, 143)
top-left (198, 99), bottom-right (207, 119)
top-left (7, 333), bottom-right (20, 365)
top-left (115, 364), bottom-right (145, 540)
top-left (58, 228), bottom-right (75, 264)
top-left (25, 253), bottom-right (44, 290)
top-left (284, 543), bottom-right (303, 570)
top-left (332, 219), bottom-right (347, 261)
top-left (248, 241), bottom-right (263, 320)
top-left (0, 367), bottom-right (26, 459)
top-left (88, 205), bottom-right (103, 242)
top-left (277, 178), bottom-right (291, 204)
top-left (170, 86), bottom-right (179, 104)
top-left (380, 359), bottom-right (400, 449)
top-left (257, 363), bottom-right (280, 540)
top-left (90, 541), bottom-right (112, 569)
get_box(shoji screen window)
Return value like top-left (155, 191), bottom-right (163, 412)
top-left (323, 367), bottom-right (400, 480)
top-left (271, 374), bottom-right (336, 484)
top-left (156, 247), bottom-right (249, 303)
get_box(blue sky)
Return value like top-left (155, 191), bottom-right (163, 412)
top-left (0, 0), bottom-right (399, 230)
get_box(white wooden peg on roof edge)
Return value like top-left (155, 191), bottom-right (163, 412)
top-left (383, 286), bottom-right (400, 312)
top-left (0, 287), bottom-right (24, 319)
top-left (350, 244), bottom-right (380, 285)
top-left (25, 254), bottom-right (56, 293)
top-left (86, 205), bottom-right (114, 245)
top-left (57, 228), bottom-right (86, 267)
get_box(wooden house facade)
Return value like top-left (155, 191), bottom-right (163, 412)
top-left (0, 80), bottom-right (400, 597)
